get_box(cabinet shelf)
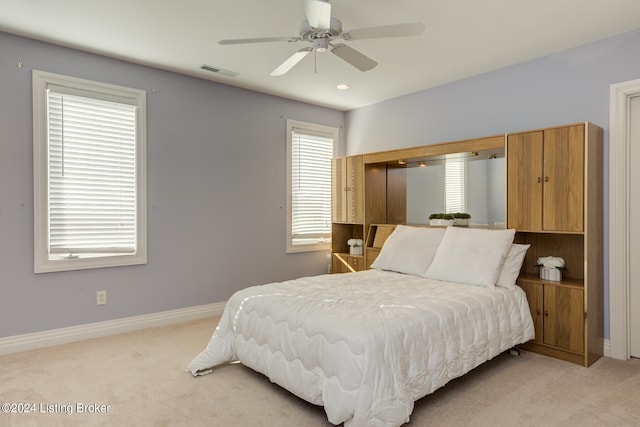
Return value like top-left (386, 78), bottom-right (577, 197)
top-left (331, 155), bottom-right (367, 274)
top-left (517, 273), bottom-right (584, 289)
top-left (510, 122), bottom-right (602, 367)
top-left (332, 253), bottom-right (364, 274)
top-left (332, 223), bottom-right (364, 254)
top-left (335, 252), bottom-right (364, 259)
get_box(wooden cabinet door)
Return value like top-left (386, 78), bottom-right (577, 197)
top-left (507, 131), bottom-right (544, 230)
top-left (331, 253), bottom-right (364, 273)
top-left (542, 126), bottom-right (584, 232)
top-left (519, 281), bottom-right (543, 343)
top-left (508, 126), bottom-right (585, 233)
top-left (331, 253), bottom-right (349, 273)
top-left (331, 156), bottom-right (363, 223)
top-left (332, 157), bottom-right (346, 222)
top-left (350, 255), bottom-right (364, 271)
top-left (347, 155), bottom-right (364, 223)
top-left (543, 284), bottom-right (584, 353)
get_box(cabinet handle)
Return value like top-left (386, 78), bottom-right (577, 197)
top-left (536, 309), bottom-right (541, 315)
top-left (544, 176), bottom-right (549, 182)
top-left (537, 177), bottom-right (541, 183)
top-left (544, 310), bottom-right (549, 317)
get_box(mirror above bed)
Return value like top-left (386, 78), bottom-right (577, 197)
top-left (404, 149), bottom-right (505, 226)
top-left (363, 134), bottom-right (506, 228)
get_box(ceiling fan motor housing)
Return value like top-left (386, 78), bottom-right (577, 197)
top-left (299, 17), bottom-right (342, 41)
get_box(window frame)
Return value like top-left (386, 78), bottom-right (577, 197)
top-left (32, 70), bottom-right (147, 273)
top-left (286, 119), bottom-right (338, 253)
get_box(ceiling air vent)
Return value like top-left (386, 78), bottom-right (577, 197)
top-left (201, 65), bottom-right (239, 78)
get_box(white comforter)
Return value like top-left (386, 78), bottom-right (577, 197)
top-left (187, 270), bottom-right (534, 427)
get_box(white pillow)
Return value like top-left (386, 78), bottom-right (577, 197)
top-left (424, 227), bottom-right (516, 288)
top-left (371, 225), bottom-right (445, 276)
top-left (495, 244), bottom-right (531, 290)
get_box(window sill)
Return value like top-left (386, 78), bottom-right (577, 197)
top-left (34, 252), bottom-right (147, 274)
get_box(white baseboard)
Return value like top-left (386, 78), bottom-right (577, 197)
top-left (603, 338), bottom-right (611, 358)
top-left (0, 302), bottom-right (226, 356)
top-left (1, 307), bottom-right (616, 362)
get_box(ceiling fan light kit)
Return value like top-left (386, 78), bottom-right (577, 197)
top-left (313, 38), bottom-right (329, 52)
top-left (219, 0), bottom-right (425, 76)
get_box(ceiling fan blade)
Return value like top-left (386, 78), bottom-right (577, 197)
top-left (343, 22), bottom-right (425, 40)
top-left (219, 36), bottom-right (300, 45)
top-left (305, 0), bottom-right (331, 29)
top-left (270, 47), bottom-right (313, 76)
top-left (331, 43), bottom-right (377, 72)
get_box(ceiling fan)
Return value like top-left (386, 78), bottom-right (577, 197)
top-left (219, 0), bottom-right (425, 76)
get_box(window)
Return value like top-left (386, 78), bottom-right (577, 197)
top-left (33, 70), bottom-right (147, 273)
top-left (286, 120), bottom-right (337, 253)
top-left (445, 159), bottom-right (466, 213)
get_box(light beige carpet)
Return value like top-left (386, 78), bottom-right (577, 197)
top-left (1, 316), bottom-right (639, 427)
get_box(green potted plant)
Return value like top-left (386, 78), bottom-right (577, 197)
top-left (452, 212), bottom-right (471, 226)
top-left (428, 213), bottom-right (454, 226)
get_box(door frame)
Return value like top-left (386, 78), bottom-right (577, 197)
top-left (609, 78), bottom-right (640, 360)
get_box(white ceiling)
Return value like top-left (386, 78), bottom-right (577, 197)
top-left (2, 0), bottom-right (640, 111)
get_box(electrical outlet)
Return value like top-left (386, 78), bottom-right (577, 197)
top-left (96, 290), bottom-right (107, 305)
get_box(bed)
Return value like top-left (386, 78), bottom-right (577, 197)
top-left (187, 225), bottom-right (535, 427)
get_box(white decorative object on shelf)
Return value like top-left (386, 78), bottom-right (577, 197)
top-left (452, 213), bottom-right (471, 226)
top-left (429, 219), bottom-right (454, 226)
top-left (537, 256), bottom-right (565, 282)
top-left (540, 267), bottom-right (562, 282)
top-left (347, 239), bottom-right (363, 256)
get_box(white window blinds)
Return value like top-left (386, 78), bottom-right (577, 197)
top-left (290, 128), bottom-right (333, 247)
top-left (47, 90), bottom-right (137, 255)
top-left (445, 159), bottom-right (466, 213)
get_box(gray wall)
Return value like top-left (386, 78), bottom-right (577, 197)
top-left (3, 28), bottom-right (639, 340)
top-left (0, 32), bottom-right (344, 338)
top-left (345, 29), bottom-right (640, 339)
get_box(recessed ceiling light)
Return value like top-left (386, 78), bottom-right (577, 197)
top-left (336, 83), bottom-right (350, 90)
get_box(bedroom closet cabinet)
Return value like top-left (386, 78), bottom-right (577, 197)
top-left (509, 122), bottom-right (603, 367)
top-left (331, 155), bottom-right (365, 272)
top-left (507, 124), bottom-right (585, 232)
top-left (518, 279), bottom-right (584, 356)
